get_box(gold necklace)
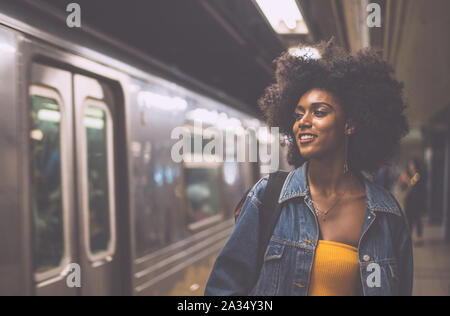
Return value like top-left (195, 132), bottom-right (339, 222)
top-left (308, 173), bottom-right (349, 222)
top-left (311, 193), bottom-right (345, 222)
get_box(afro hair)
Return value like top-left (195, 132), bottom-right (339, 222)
top-left (258, 39), bottom-right (409, 174)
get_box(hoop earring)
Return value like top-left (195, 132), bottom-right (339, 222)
top-left (343, 135), bottom-right (349, 174)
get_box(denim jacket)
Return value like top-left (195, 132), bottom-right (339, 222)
top-left (205, 161), bottom-right (414, 296)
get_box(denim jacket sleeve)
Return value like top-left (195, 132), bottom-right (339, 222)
top-left (204, 177), bottom-right (268, 296)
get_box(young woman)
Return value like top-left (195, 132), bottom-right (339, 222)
top-left (205, 40), bottom-right (413, 296)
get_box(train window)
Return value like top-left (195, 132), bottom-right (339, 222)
top-left (81, 100), bottom-right (116, 260)
top-left (184, 166), bottom-right (223, 230)
top-left (29, 87), bottom-right (70, 279)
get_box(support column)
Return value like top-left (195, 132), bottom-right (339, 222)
top-left (443, 129), bottom-right (450, 243)
top-left (429, 132), bottom-right (446, 224)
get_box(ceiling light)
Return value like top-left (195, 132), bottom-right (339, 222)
top-left (289, 47), bottom-right (321, 59)
top-left (255, 0), bottom-right (309, 34)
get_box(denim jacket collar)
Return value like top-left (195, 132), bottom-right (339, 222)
top-left (278, 161), bottom-right (402, 217)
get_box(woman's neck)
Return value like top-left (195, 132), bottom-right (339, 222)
top-left (307, 158), bottom-right (361, 196)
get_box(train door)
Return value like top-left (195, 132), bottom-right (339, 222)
top-left (30, 64), bottom-right (77, 296)
top-left (30, 64), bottom-right (124, 295)
top-left (73, 74), bottom-right (122, 296)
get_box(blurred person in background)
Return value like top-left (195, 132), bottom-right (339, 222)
top-left (398, 158), bottom-right (427, 246)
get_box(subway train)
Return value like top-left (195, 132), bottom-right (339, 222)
top-left (0, 3), bottom-right (290, 295)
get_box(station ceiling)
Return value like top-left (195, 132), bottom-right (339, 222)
top-left (30, 0), bottom-right (345, 114)
top-left (21, 0), bottom-right (450, 142)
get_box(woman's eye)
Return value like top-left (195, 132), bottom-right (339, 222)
top-left (293, 113), bottom-right (303, 121)
top-left (314, 111), bottom-right (327, 117)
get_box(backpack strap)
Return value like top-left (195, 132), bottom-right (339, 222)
top-left (256, 171), bottom-right (289, 276)
top-left (234, 188), bottom-right (251, 222)
top-left (232, 171), bottom-right (290, 292)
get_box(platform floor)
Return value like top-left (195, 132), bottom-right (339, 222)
top-left (413, 221), bottom-right (450, 296)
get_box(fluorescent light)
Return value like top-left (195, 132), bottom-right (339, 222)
top-left (85, 107), bottom-right (105, 119)
top-left (42, 102), bottom-right (59, 110)
top-left (137, 91), bottom-right (187, 112)
top-left (186, 108), bottom-right (243, 132)
top-left (255, 0), bottom-right (308, 34)
top-left (30, 129), bottom-right (43, 141)
top-left (244, 118), bottom-right (261, 129)
top-left (186, 108), bottom-right (220, 126)
top-left (84, 107), bottom-right (105, 129)
top-left (223, 163), bottom-right (238, 185)
top-left (0, 43), bottom-right (16, 54)
top-left (38, 109), bottom-right (61, 123)
top-left (289, 47), bottom-right (321, 59)
top-left (84, 117), bottom-right (104, 130)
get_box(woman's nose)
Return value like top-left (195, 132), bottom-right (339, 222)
top-left (299, 112), bottom-right (313, 127)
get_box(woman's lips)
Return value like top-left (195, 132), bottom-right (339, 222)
top-left (298, 134), bottom-right (317, 144)
top-left (299, 138), bottom-right (315, 144)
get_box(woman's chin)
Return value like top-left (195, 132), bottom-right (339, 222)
top-left (299, 150), bottom-right (315, 160)
top-left (298, 145), bottom-right (316, 158)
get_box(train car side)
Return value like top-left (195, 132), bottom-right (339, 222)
top-left (0, 4), bottom-right (273, 296)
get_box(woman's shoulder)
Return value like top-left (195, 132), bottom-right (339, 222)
top-left (363, 176), bottom-right (404, 217)
top-left (247, 175), bottom-right (270, 207)
top-left (247, 170), bottom-right (292, 207)
top-left (364, 179), bottom-right (411, 239)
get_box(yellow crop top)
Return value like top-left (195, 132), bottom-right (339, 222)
top-left (308, 240), bottom-right (360, 296)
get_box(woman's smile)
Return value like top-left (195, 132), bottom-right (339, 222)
top-left (298, 133), bottom-right (318, 144)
